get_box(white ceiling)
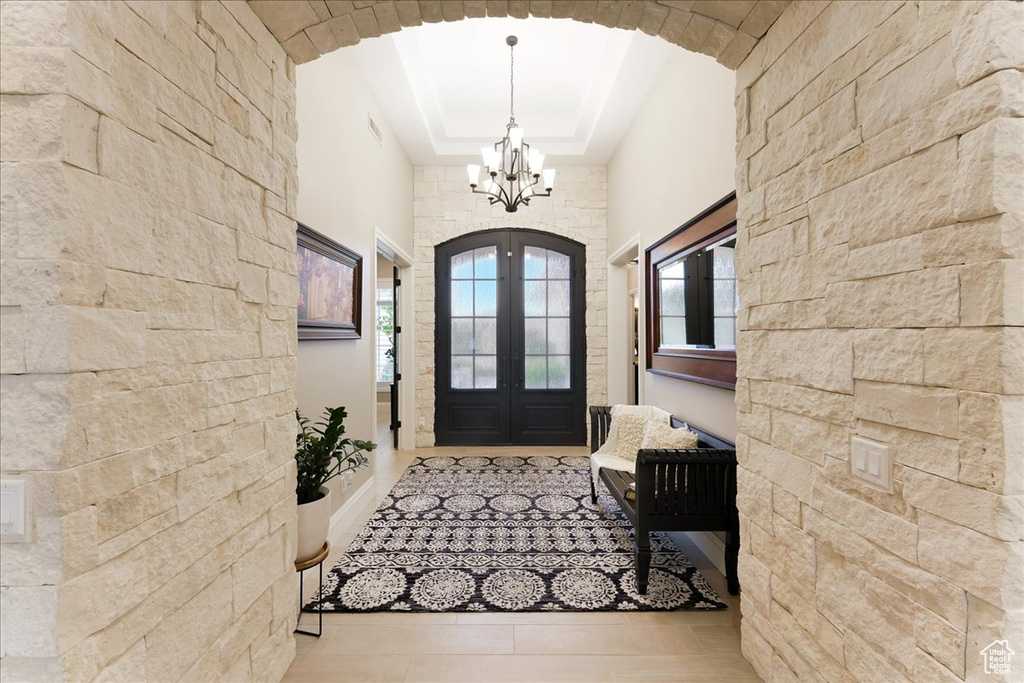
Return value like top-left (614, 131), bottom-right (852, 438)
top-left (349, 18), bottom-right (674, 166)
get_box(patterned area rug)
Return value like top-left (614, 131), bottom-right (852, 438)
top-left (308, 455), bottom-right (727, 612)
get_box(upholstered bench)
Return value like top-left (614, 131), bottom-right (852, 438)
top-left (589, 405), bottom-right (740, 596)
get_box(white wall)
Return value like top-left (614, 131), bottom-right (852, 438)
top-left (296, 48), bottom-right (413, 510)
top-left (607, 49), bottom-right (737, 440)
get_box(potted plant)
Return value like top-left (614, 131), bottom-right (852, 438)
top-left (295, 406), bottom-right (375, 562)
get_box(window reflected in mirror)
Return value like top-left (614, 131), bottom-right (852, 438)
top-left (646, 192), bottom-right (737, 389)
top-left (657, 234), bottom-right (737, 350)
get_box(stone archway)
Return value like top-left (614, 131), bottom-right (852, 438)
top-left (248, 1), bottom-right (787, 70)
top-left (251, 4), bottom-right (1024, 682)
top-left (2, 1), bottom-right (1019, 681)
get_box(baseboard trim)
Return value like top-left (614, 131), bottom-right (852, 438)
top-left (327, 477), bottom-right (375, 544)
top-left (685, 531), bottom-right (727, 575)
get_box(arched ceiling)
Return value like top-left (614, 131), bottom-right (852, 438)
top-left (247, 1), bottom-right (790, 70)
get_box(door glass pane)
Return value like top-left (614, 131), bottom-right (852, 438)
top-left (474, 247), bottom-right (497, 279)
top-left (522, 246), bottom-right (572, 391)
top-left (548, 252), bottom-right (570, 279)
top-left (451, 281), bottom-right (473, 316)
top-left (475, 356), bottom-right (496, 389)
top-left (524, 356), bottom-right (547, 389)
top-left (548, 356), bottom-right (570, 389)
top-left (524, 247), bottom-right (546, 279)
top-left (661, 279), bottom-right (685, 315)
top-left (452, 251), bottom-right (473, 279)
top-left (475, 280), bottom-right (496, 316)
top-left (524, 281), bottom-right (546, 317)
top-left (547, 280), bottom-right (569, 317)
top-left (547, 318), bottom-right (570, 355)
top-left (711, 245), bottom-right (737, 350)
top-left (525, 318), bottom-right (546, 354)
top-left (450, 246), bottom-right (498, 390)
top-left (451, 319), bottom-right (472, 354)
top-left (475, 318), bottom-right (496, 354)
top-left (714, 279), bottom-right (735, 312)
top-left (662, 317), bottom-right (686, 346)
top-left (714, 317), bottom-right (736, 349)
top-left (452, 356), bottom-right (473, 388)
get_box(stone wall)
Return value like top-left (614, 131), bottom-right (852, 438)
top-left (247, 0), bottom-right (790, 70)
top-left (733, 2), bottom-right (1023, 681)
top-left (1, 1), bottom-right (299, 680)
top-left (413, 166), bottom-right (608, 447)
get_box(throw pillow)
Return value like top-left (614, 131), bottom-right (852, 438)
top-left (596, 404), bottom-right (672, 456)
top-left (641, 420), bottom-right (699, 450)
top-left (612, 413), bottom-right (648, 461)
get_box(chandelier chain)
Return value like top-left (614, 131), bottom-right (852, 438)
top-left (509, 40), bottom-right (515, 124)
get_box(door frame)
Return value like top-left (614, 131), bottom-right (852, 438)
top-left (434, 228), bottom-right (588, 446)
top-left (374, 228), bottom-right (414, 452)
top-left (607, 235), bottom-right (641, 406)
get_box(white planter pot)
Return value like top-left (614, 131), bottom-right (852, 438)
top-left (296, 486), bottom-right (331, 563)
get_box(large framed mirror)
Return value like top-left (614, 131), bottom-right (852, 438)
top-left (645, 192), bottom-right (737, 389)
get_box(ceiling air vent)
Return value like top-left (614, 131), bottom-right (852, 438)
top-left (367, 113), bottom-right (383, 147)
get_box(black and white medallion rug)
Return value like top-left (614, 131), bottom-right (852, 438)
top-left (308, 455), bottom-right (727, 612)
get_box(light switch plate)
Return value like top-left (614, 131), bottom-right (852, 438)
top-left (850, 436), bottom-right (892, 492)
top-left (0, 477), bottom-right (31, 542)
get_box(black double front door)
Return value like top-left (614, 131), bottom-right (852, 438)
top-left (435, 229), bottom-right (587, 446)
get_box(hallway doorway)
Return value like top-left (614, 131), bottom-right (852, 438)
top-left (434, 229), bottom-right (587, 446)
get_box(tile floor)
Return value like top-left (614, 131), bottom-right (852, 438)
top-left (283, 406), bottom-right (755, 683)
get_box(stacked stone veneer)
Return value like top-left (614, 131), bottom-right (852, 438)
top-left (247, 0), bottom-right (790, 71)
top-left (1, 1), bottom-right (299, 680)
top-left (413, 166), bottom-right (608, 447)
top-left (4, 1), bottom-right (1023, 681)
top-left (733, 2), bottom-right (1023, 681)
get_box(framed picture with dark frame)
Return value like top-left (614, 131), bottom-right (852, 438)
top-left (297, 222), bottom-right (362, 340)
top-left (645, 192), bottom-right (737, 389)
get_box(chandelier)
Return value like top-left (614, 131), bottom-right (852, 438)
top-left (467, 35), bottom-right (555, 213)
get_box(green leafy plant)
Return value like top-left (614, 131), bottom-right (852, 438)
top-left (295, 407), bottom-right (375, 505)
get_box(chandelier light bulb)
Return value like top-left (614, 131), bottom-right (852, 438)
top-left (480, 146), bottom-right (500, 170)
top-left (543, 168), bottom-right (556, 190)
top-left (528, 149), bottom-right (545, 174)
top-left (466, 164), bottom-right (481, 186)
top-left (508, 126), bottom-right (524, 151)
